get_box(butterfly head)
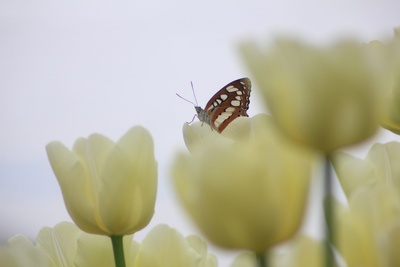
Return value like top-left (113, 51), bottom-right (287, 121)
top-left (195, 106), bottom-right (210, 125)
top-left (194, 106), bottom-right (202, 114)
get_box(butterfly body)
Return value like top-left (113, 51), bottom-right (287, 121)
top-left (195, 78), bottom-right (251, 133)
top-left (195, 106), bottom-right (211, 125)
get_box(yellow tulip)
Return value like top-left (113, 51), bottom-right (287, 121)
top-left (375, 28), bottom-right (400, 134)
top-left (380, 220), bottom-right (400, 267)
top-left (240, 38), bottom-right (386, 152)
top-left (182, 115), bottom-right (266, 154)
top-left (330, 185), bottom-right (400, 267)
top-left (46, 126), bottom-right (157, 236)
top-left (0, 235), bottom-right (51, 267)
top-left (36, 222), bottom-right (81, 266)
top-left (75, 226), bottom-right (138, 267)
top-left (231, 235), bottom-right (324, 267)
top-left (332, 141), bottom-right (400, 198)
top-left (183, 114), bottom-right (289, 152)
top-left (133, 224), bottom-right (217, 267)
top-left (0, 222), bottom-right (139, 267)
top-left (331, 141), bottom-right (400, 266)
top-left (173, 119), bottom-right (314, 252)
top-left (182, 119), bottom-right (233, 153)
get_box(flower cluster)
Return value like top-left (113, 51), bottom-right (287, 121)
top-left (172, 29), bottom-right (400, 266)
top-left (2, 29), bottom-right (400, 267)
top-left (0, 222), bottom-right (217, 267)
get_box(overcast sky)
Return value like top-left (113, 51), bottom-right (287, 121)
top-left (1, 1), bottom-right (400, 265)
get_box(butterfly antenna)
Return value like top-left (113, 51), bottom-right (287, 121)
top-left (176, 93), bottom-right (197, 106)
top-left (190, 81), bottom-right (199, 106)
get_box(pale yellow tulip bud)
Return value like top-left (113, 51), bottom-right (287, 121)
top-left (332, 141), bottom-right (400, 198)
top-left (134, 224), bottom-right (217, 267)
top-left (173, 120), bottom-right (314, 252)
top-left (46, 126), bottom-right (157, 236)
top-left (240, 38), bottom-right (386, 152)
top-left (0, 235), bottom-right (51, 267)
top-left (375, 28), bottom-right (400, 134)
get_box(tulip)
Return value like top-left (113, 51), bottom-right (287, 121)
top-left (172, 119), bottom-right (314, 252)
top-left (240, 38), bottom-right (386, 152)
top-left (75, 226), bottom-right (138, 267)
top-left (182, 119), bottom-right (233, 153)
top-left (133, 224), bottom-right (217, 267)
top-left (36, 222), bottom-right (81, 266)
top-left (0, 222), bottom-right (139, 267)
top-left (46, 126), bottom-right (157, 236)
top-left (0, 235), bottom-right (51, 267)
top-left (231, 235), bottom-right (324, 267)
top-left (183, 114), bottom-right (287, 152)
top-left (328, 184), bottom-right (400, 267)
top-left (374, 28), bottom-right (400, 134)
top-left (380, 220), bottom-right (400, 267)
top-left (332, 141), bottom-right (400, 198)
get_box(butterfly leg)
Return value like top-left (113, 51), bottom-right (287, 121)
top-left (186, 114), bottom-right (197, 124)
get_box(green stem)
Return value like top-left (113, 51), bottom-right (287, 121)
top-left (324, 156), bottom-right (334, 267)
top-left (256, 253), bottom-right (268, 267)
top-left (111, 235), bottom-right (126, 267)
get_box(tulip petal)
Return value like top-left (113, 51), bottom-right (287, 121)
top-left (46, 126), bottom-right (158, 236)
top-left (134, 224), bottom-right (200, 267)
top-left (379, 220), bottom-right (400, 267)
top-left (183, 122), bottom-right (232, 153)
top-left (98, 126), bottom-right (157, 235)
top-left (1, 235), bottom-right (51, 267)
top-left (366, 142), bottom-right (400, 187)
top-left (186, 235), bottom-right (218, 267)
top-left (329, 197), bottom-right (381, 267)
top-left (46, 141), bottom-right (103, 233)
top-left (36, 222), bottom-right (81, 267)
top-left (75, 233), bottom-right (139, 267)
top-left (173, 128), bottom-right (314, 252)
top-left (331, 151), bottom-right (376, 197)
top-left (240, 39), bottom-right (384, 152)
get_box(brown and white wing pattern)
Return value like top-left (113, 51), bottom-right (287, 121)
top-left (196, 78), bottom-right (251, 133)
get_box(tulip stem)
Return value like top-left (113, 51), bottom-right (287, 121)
top-left (256, 253), bottom-right (268, 267)
top-left (111, 235), bottom-right (126, 267)
top-left (324, 156), bottom-right (334, 267)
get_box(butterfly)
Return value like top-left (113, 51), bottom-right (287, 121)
top-left (177, 78), bottom-right (251, 133)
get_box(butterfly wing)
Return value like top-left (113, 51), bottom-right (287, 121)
top-left (204, 78), bottom-right (251, 133)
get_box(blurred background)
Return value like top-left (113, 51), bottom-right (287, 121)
top-left (1, 1), bottom-right (400, 265)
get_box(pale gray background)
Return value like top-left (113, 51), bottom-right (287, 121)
top-left (1, 1), bottom-right (400, 265)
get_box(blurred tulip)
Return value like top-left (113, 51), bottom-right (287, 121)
top-left (328, 184), bottom-right (400, 267)
top-left (374, 29), bottom-right (400, 135)
top-left (332, 142), bottom-right (400, 198)
top-left (46, 126), bottom-right (157, 236)
top-left (0, 235), bottom-right (51, 267)
top-left (240, 38), bottom-right (386, 152)
top-left (133, 224), bottom-right (217, 267)
top-left (173, 119), bottom-right (314, 252)
top-left (75, 226), bottom-right (138, 267)
top-left (183, 114), bottom-right (290, 152)
top-left (231, 235), bottom-right (324, 267)
top-left (36, 222), bottom-right (81, 266)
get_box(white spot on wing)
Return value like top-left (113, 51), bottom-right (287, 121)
top-left (226, 86), bottom-right (238, 92)
top-left (231, 100), bottom-right (240, 107)
top-left (215, 114), bottom-right (230, 126)
top-left (220, 94), bottom-right (228, 100)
